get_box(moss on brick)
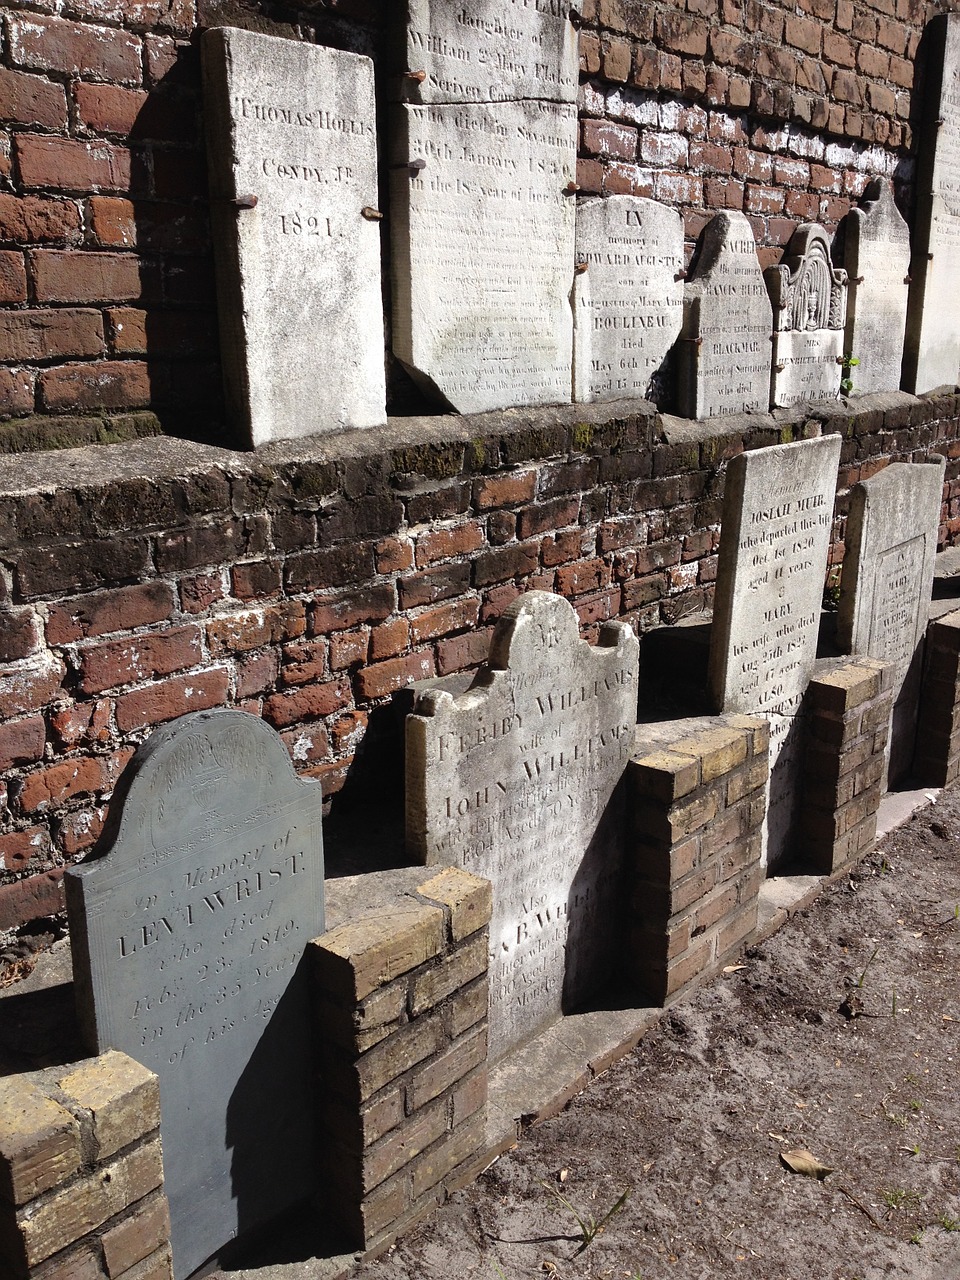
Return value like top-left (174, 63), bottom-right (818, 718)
top-left (0, 412), bottom-right (162, 455)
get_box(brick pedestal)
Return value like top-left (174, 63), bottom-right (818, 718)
top-left (916, 609), bottom-right (960, 786)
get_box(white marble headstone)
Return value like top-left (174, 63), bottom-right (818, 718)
top-left (765, 225), bottom-right (847, 408)
top-left (709, 435), bottom-right (842, 869)
top-left (67, 711), bottom-right (325, 1280)
top-left (678, 211), bottom-right (773, 419)
top-left (573, 195), bottom-right (684, 404)
top-left (203, 27), bottom-right (386, 445)
top-left (406, 593), bottom-right (639, 1060)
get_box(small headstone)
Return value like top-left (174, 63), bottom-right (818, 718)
top-left (202, 27), bottom-right (386, 446)
top-left (766, 225), bottom-right (847, 407)
top-left (401, 0), bottom-right (578, 104)
top-left (838, 180), bottom-right (910, 396)
top-left (572, 195), bottom-right (684, 404)
top-left (406, 593), bottom-right (639, 1060)
top-left (67, 711), bottom-right (325, 1280)
top-left (677, 211), bottom-right (773, 419)
top-left (390, 99), bottom-right (577, 413)
top-left (838, 458), bottom-right (946, 782)
top-left (709, 435), bottom-right (842, 869)
top-left (904, 13), bottom-right (960, 394)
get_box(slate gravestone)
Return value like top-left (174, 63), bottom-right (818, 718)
top-left (391, 99), bottom-right (577, 413)
top-left (572, 195), bottom-right (684, 403)
top-left (400, 0), bottom-right (578, 104)
top-left (709, 435), bottom-right (842, 869)
top-left (838, 458), bottom-right (945, 783)
top-left (765, 225), bottom-right (847, 408)
top-left (406, 593), bottom-right (639, 1060)
top-left (66, 711), bottom-right (325, 1280)
top-left (202, 27), bottom-right (386, 446)
top-left (678, 211), bottom-right (773, 419)
top-left (838, 180), bottom-right (910, 396)
top-left (904, 14), bottom-right (960, 394)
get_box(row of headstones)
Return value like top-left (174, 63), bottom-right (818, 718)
top-left (63, 440), bottom-right (944, 1279)
top-left (202, 7), bottom-right (960, 446)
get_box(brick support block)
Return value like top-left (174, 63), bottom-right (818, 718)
top-left (915, 610), bottom-right (960, 787)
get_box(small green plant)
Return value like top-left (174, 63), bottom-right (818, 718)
top-left (910, 1228), bottom-right (925, 1245)
top-left (940, 1213), bottom-right (960, 1231)
top-left (882, 1187), bottom-right (923, 1210)
top-left (857, 945), bottom-right (881, 988)
top-left (908, 1099), bottom-right (922, 1112)
top-left (840, 353), bottom-right (860, 395)
top-left (541, 1181), bottom-right (630, 1255)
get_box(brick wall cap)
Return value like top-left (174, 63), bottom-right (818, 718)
top-left (55, 1049), bottom-right (160, 1160)
top-left (0, 1074), bottom-right (82, 1204)
top-left (313, 902), bottom-right (445, 1001)
top-left (415, 867), bottom-right (492, 942)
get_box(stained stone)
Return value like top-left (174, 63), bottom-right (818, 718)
top-left (572, 196), bottom-right (684, 404)
top-left (904, 14), bottom-right (960, 394)
top-left (391, 99), bottom-right (577, 413)
top-left (765, 224), bottom-right (847, 408)
top-left (66, 711), bottom-right (325, 1280)
top-left (709, 435), bottom-right (842, 869)
top-left (399, 0), bottom-right (578, 105)
top-left (677, 211), bottom-right (772, 419)
top-left (202, 27), bottom-right (385, 446)
top-left (838, 458), bottom-right (946, 783)
top-left (406, 592), bottom-right (639, 1060)
top-left (838, 180), bottom-right (910, 396)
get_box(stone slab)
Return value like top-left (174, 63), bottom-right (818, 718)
top-left (709, 435), bottom-right (842, 869)
top-left (766, 224), bottom-right (847, 407)
top-left (406, 592), bottom-right (639, 1060)
top-left (390, 99), bottom-right (577, 413)
top-left (398, 0), bottom-right (578, 105)
top-left (573, 196), bottom-right (684, 404)
top-left (678, 211), bottom-right (773, 419)
top-left (66, 710), bottom-right (325, 1280)
top-left (904, 14), bottom-right (960, 394)
top-left (838, 180), bottom-right (910, 396)
top-left (202, 27), bottom-right (386, 446)
top-left (838, 458), bottom-right (946, 782)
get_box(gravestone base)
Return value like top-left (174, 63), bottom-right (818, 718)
top-left (626, 716), bottom-right (768, 1006)
top-left (915, 608), bottom-right (960, 785)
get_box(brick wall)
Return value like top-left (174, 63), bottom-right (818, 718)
top-left (915, 607), bottom-right (960, 785)
top-left (0, 0), bottom-right (947, 441)
top-left (0, 393), bottom-right (955, 933)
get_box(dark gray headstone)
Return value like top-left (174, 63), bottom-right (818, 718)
top-left (66, 710), bottom-right (325, 1280)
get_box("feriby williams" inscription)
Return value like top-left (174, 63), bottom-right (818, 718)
top-left (67, 710), bottom-right (325, 1280)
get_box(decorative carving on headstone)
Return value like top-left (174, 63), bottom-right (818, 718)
top-left (766, 225), bottom-right (847, 407)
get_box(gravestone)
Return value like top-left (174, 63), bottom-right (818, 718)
top-left (838, 180), bottom-right (910, 396)
top-left (66, 710), bottom-right (325, 1280)
top-left (678, 211), bottom-right (773, 419)
top-left (406, 592), bottom-right (639, 1060)
top-left (838, 458), bottom-right (945, 783)
top-left (709, 435), bottom-right (842, 869)
top-left (904, 13), bottom-right (960, 394)
top-left (572, 195), bottom-right (684, 404)
top-left (202, 27), bottom-right (386, 446)
top-left (765, 225), bottom-right (847, 407)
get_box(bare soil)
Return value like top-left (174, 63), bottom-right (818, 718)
top-left (344, 791), bottom-right (960, 1280)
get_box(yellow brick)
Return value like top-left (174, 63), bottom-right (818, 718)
top-left (0, 1076), bottom-right (81, 1206)
top-left (410, 933), bottom-right (488, 1017)
top-left (672, 726), bottom-right (747, 782)
top-left (101, 1191), bottom-right (170, 1277)
top-left (416, 867), bottom-right (492, 942)
top-left (629, 750), bottom-right (700, 800)
top-left (56, 1052), bottom-right (159, 1161)
top-left (313, 904), bottom-right (445, 1001)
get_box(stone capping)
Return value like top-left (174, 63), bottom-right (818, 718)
top-left (0, 1050), bottom-right (172, 1280)
top-left (916, 608), bottom-right (960, 786)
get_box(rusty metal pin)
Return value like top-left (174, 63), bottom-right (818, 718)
top-left (232, 194), bottom-right (258, 209)
top-left (674, 269), bottom-right (687, 281)
top-left (851, 275), bottom-right (864, 284)
top-left (904, 274), bottom-right (913, 284)
top-left (405, 69), bottom-right (427, 82)
top-left (574, 260), bottom-right (588, 274)
top-left (361, 207), bottom-right (384, 221)
top-left (564, 181), bottom-right (580, 194)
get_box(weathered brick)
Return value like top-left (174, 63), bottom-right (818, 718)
top-left (100, 1193), bottom-right (170, 1279)
top-left (0, 870), bottom-right (65, 931)
top-left (47, 583), bottom-right (174, 645)
top-left (0, 716), bottom-right (45, 771)
top-left (410, 934), bottom-right (488, 1016)
top-left (56, 1052), bottom-right (159, 1160)
top-left (0, 310), bottom-right (103, 362)
top-left (18, 540), bottom-right (150, 599)
top-left (30, 251), bottom-right (145, 304)
top-left (78, 625), bottom-right (201, 694)
top-left (0, 1076), bottom-right (81, 1206)
top-left (39, 362), bottom-right (151, 413)
top-left (115, 668), bottom-right (229, 732)
top-left (369, 617), bottom-right (409, 661)
top-left (16, 136), bottom-right (131, 194)
top-left (407, 1026), bottom-right (488, 1113)
top-left (18, 749), bottom-right (131, 815)
top-left (8, 14), bottom-right (142, 83)
top-left (356, 651), bottom-right (436, 700)
top-left (0, 250), bottom-right (27, 303)
top-left (263, 678), bottom-right (351, 729)
top-left (314, 903), bottom-right (444, 1005)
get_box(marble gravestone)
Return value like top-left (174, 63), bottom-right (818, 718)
top-left (406, 593), bottom-right (639, 1060)
top-left (765, 225), bottom-right (847, 408)
top-left (66, 711), bottom-right (325, 1280)
top-left (838, 458), bottom-right (945, 783)
top-left (572, 196), bottom-right (684, 403)
top-left (904, 13), bottom-right (960, 394)
top-left (202, 27), bottom-right (386, 446)
top-left (678, 211), bottom-right (773, 419)
top-left (838, 180), bottom-right (910, 396)
top-left (709, 435), bottom-right (842, 869)
top-left (390, 2), bottom-right (579, 413)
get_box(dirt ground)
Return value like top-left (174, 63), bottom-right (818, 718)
top-left (343, 791), bottom-right (960, 1280)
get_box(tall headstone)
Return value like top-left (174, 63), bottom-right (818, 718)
top-left (66, 711), bottom-right (325, 1280)
top-left (572, 196), bottom-right (684, 403)
top-left (709, 435), bottom-right (842, 869)
top-left (203, 27), bottom-right (386, 446)
top-left (390, 3), bottom-right (579, 413)
top-left (765, 225), bottom-right (847, 408)
top-left (904, 13), bottom-right (960, 394)
top-left (838, 458), bottom-right (945, 782)
top-left (678, 211), bottom-right (773, 419)
top-left (406, 593), bottom-right (639, 1060)
top-left (838, 180), bottom-right (911, 395)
